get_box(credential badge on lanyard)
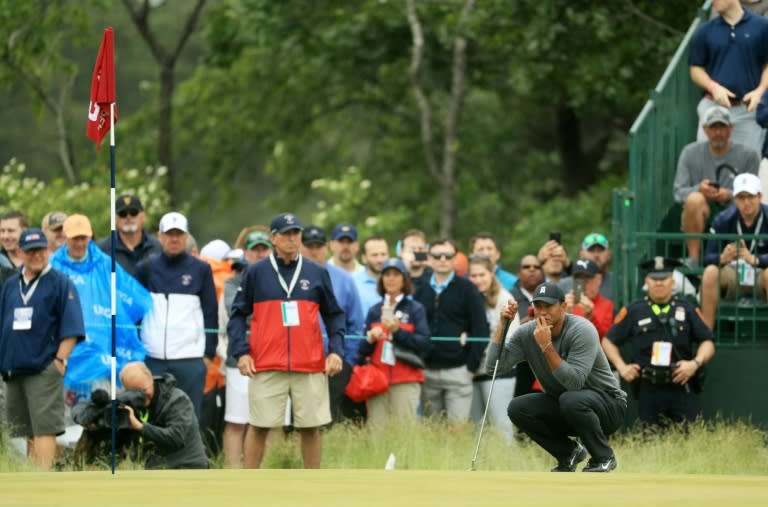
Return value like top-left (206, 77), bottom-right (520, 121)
top-left (270, 253), bottom-right (303, 327)
top-left (14, 265), bottom-right (52, 331)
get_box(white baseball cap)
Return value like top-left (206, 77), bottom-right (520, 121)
top-left (159, 212), bottom-right (188, 233)
top-left (733, 173), bottom-right (762, 196)
top-left (200, 239), bottom-right (231, 260)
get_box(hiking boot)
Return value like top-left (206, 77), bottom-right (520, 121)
top-left (550, 442), bottom-right (587, 472)
top-left (582, 455), bottom-right (617, 473)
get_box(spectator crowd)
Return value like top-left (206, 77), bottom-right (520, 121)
top-left (12, 0), bottom-right (768, 473)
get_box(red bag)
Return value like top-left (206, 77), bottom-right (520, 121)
top-left (345, 364), bottom-right (389, 402)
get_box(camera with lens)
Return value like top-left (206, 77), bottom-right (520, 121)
top-left (72, 388), bottom-right (147, 465)
top-left (73, 388), bottom-right (147, 430)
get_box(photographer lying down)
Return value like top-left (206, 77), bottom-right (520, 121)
top-left (119, 362), bottom-right (208, 469)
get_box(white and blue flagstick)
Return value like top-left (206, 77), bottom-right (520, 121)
top-left (109, 103), bottom-right (118, 475)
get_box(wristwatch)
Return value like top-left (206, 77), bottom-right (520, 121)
top-left (55, 357), bottom-right (68, 367)
top-left (693, 358), bottom-right (702, 368)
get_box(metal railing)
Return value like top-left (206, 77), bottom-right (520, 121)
top-left (612, 2), bottom-right (768, 344)
top-left (613, 1), bottom-right (711, 306)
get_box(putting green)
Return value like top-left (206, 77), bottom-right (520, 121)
top-left (0, 469), bottom-right (766, 506)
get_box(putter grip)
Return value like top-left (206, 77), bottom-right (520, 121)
top-left (494, 317), bottom-right (512, 363)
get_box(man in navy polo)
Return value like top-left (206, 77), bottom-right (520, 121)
top-left (0, 228), bottom-right (85, 469)
top-left (689, 0), bottom-right (768, 152)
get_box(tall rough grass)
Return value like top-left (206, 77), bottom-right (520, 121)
top-left (2, 417), bottom-right (766, 474)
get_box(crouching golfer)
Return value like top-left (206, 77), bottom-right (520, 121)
top-left (487, 282), bottom-right (626, 472)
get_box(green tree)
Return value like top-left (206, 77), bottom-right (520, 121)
top-left (0, 0), bottom-right (101, 183)
top-left (120, 0), bottom-right (207, 203)
top-left (175, 0), bottom-right (695, 247)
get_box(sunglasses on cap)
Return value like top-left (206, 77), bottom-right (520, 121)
top-left (430, 251), bottom-right (456, 260)
top-left (117, 209), bottom-right (140, 218)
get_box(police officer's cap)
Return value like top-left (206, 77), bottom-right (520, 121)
top-left (639, 256), bottom-right (682, 280)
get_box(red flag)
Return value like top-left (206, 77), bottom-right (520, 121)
top-left (86, 28), bottom-right (117, 147)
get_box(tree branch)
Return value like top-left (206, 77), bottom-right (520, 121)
top-left (405, 0), bottom-right (440, 184)
top-left (121, 0), bottom-right (168, 64)
top-left (171, 0), bottom-right (206, 62)
top-left (0, 37), bottom-right (78, 182)
top-left (442, 0), bottom-right (475, 186)
top-left (626, 1), bottom-right (682, 36)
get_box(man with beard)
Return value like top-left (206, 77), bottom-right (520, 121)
top-left (487, 283), bottom-right (626, 472)
top-left (353, 236), bottom-right (390, 316)
top-left (97, 194), bottom-right (161, 278)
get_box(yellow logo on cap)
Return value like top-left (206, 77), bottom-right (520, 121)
top-left (122, 196), bottom-right (131, 206)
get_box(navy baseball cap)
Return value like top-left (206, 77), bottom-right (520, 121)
top-left (572, 258), bottom-right (600, 278)
top-left (19, 228), bottom-right (48, 251)
top-left (302, 225), bottom-right (327, 245)
top-left (381, 258), bottom-right (408, 276)
top-left (531, 282), bottom-right (565, 304)
top-left (331, 223), bottom-right (357, 241)
top-left (270, 212), bottom-right (303, 234)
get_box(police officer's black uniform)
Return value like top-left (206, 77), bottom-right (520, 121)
top-left (605, 259), bottom-right (714, 426)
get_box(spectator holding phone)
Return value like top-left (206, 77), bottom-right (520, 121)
top-left (700, 173), bottom-right (768, 329)
top-left (399, 229), bottom-right (432, 292)
top-left (559, 233), bottom-right (614, 300)
top-left (564, 259), bottom-right (614, 339)
top-left (537, 233), bottom-right (571, 284)
top-left (673, 106), bottom-right (759, 267)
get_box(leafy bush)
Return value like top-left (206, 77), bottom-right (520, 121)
top-left (0, 158), bottom-right (173, 239)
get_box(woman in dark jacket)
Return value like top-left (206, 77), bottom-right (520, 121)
top-left (358, 258), bottom-right (431, 425)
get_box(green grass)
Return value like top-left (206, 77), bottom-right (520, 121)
top-left (2, 417), bottom-right (767, 474)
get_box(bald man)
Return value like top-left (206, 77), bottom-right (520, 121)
top-left (120, 362), bottom-right (208, 469)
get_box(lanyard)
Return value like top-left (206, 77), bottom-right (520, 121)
top-left (19, 264), bottom-right (51, 306)
top-left (736, 210), bottom-right (764, 254)
top-left (269, 253), bottom-right (303, 299)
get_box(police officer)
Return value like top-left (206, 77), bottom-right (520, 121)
top-left (602, 257), bottom-right (716, 426)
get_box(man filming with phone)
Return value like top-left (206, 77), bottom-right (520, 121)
top-left (564, 259), bottom-right (614, 339)
top-left (673, 106), bottom-right (759, 267)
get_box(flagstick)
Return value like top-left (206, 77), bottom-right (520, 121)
top-left (109, 102), bottom-right (117, 475)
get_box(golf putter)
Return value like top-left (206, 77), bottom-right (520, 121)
top-left (469, 317), bottom-right (512, 471)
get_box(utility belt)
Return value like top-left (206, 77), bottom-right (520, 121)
top-left (640, 364), bottom-right (676, 385)
top-left (640, 364), bottom-right (705, 393)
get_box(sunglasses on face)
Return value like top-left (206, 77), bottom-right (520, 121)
top-left (430, 251), bottom-right (455, 260)
top-left (521, 264), bottom-right (542, 270)
top-left (117, 209), bottom-right (140, 218)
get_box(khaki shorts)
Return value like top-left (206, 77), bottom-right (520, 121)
top-left (248, 371), bottom-right (330, 428)
top-left (5, 361), bottom-right (65, 437)
top-left (719, 264), bottom-right (767, 300)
